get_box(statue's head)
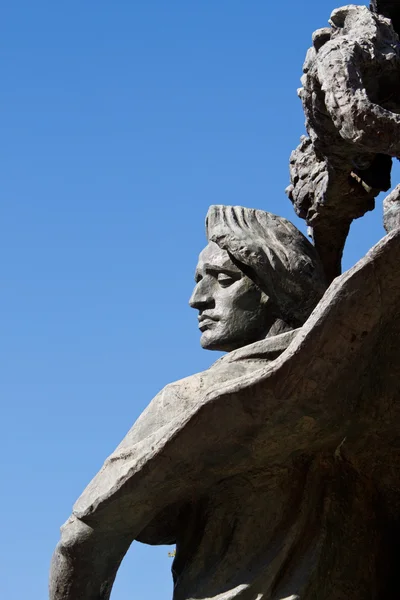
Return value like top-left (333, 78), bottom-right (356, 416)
top-left (189, 205), bottom-right (327, 352)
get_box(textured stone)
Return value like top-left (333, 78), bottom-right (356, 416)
top-left (287, 5), bottom-right (400, 282)
top-left (383, 184), bottom-right (400, 232)
top-left (50, 206), bottom-right (400, 599)
top-left (203, 206), bottom-right (327, 332)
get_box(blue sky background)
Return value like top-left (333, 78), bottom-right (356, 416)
top-left (2, 1), bottom-right (399, 598)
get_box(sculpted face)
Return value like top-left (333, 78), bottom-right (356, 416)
top-left (189, 242), bottom-right (277, 352)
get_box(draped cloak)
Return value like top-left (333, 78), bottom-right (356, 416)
top-left (70, 230), bottom-right (400, 600)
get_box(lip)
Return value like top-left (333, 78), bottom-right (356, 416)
top-left (198, 315), bottom-right (219, 331)
top-left (198, 314), bottom-right (219, 323)
top-left (199, 320), bottom-right (216, 332)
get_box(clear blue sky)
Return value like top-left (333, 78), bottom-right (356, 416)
top-left (2, 1), bottom-right (399, 599)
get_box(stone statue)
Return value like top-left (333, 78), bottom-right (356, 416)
top-left (51, 4), bottom-right (400, 599)
top-left (49, 206), bottom-right (327, 599)
top-left (50, 203), bottom-right (400, 599)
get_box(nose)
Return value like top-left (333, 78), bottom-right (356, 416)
top-left (189, 279), bottom-right (215, 311)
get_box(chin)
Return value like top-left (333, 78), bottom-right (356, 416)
top-left (200, 333), bottom-right (241, 353)
top-left (200, 333), bottom-right (225, 351)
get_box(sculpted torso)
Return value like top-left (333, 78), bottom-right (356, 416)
top-left (50, 205), bottom-right (400, 600)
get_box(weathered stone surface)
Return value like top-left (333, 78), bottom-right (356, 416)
top-left (286, 135), bottom-right (374, 284)
top-left (383, 183), bottom-right (400, 232)
top-left (50, 205), bottom-right (400, 600)
top-left (287, 4), bottom-right (400, 282)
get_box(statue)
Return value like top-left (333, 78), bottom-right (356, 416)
top-left (49, 206), bottom-right (327, 599)
top-left (51, 4), bottom-right (400, 599)
top-left (50, 203), bottom-right (400, 599)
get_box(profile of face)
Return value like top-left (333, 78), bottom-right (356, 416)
top-left (189, 242), bottom-right (278, 352)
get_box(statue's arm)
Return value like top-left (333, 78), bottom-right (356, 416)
top-left (49, 515), bottom-right (134, 600)
top-left (49, 380), bottom-right (200, 600)
top-left (50, 497), bottom-right (183, 599)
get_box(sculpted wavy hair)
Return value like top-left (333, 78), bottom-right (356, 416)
top-left (206, 205), bottom-right (327, 328)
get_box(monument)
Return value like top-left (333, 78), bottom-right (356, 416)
top-left (50, 3), bottom-right (400, 599)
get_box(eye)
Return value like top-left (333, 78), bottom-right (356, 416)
top-left (217, 273), bottom-right (236, 287)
